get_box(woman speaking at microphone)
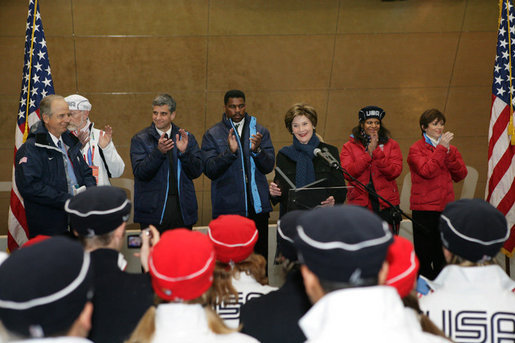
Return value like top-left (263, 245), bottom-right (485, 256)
top-left (269, 103), bottom-right (347, 217)
top-left (340, 106), bottom-right (403, 232)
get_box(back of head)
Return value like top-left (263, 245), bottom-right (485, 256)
top-left (440, 199), bottom-right (508, 263)
top-left (149, 229), bottom-right (215, 302)
top-left (0, 237), bottom-right (92, 338)
top-left (208, 215), bottom-right (258, 264)
top-left (385, 236), bottom-right (419, 298)
top-left (276, 210), bottom-right (305, 262)
top-left (65, 186), bottom-right (131, 242)
top-left (294, 206), bottom-right (393, 288)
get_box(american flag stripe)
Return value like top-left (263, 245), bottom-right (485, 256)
top-left (488, 0), bottom-right (515, 256)
top-left (8, 0), bottom-right (54, 251)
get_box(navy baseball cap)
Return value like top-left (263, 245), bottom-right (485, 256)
top-left (294, 206), bottom-right (393, 284)
top-left (65, 186), bottom-right (131, 237)
top-left (0, 237), bottom-right (93, 338)
top-left (440, 199), bottom-right (508, 262)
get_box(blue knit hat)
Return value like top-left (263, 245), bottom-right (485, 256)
top-left (358, 106), bottom-right (385, 122)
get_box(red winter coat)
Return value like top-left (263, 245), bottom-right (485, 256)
top-left (407, 137), bottom-right (467, 212)
top-left (340, 137), bottom-right (402, 209)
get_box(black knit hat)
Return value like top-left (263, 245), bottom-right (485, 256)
top-left (65, 186), bottom-right (131, 237)
top-left (440, 199), bottom-right (508, 262)
top-left (0, 237), bottom-right (93, 338)
top-left (276, 210), bottom-right (305, 261)
top-left (294, 206), bottom-right (393, 284)
top-left (358, 106), bottom-right (385, 122)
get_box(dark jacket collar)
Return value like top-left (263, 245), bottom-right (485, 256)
top-left (222, 112), bottom-right (249, 129)
top-left (29, 121), bottom-right (80, 149)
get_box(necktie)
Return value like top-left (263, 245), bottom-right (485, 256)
top-left (57, 140), bottom-right (78, 194)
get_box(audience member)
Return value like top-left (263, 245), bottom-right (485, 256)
top-left (294, 206), bottom-right (449, 342)
top-left (408, 109), bottom-right (467, 279)
top-left (15, 95), bottom-right (96, 238)
top-left (206, 215), bottom-right (277, 328)
top-left (202, 89), bottom-right (275, 260)
top-left (127, 229), bottom-right (258, 342)
top-left (130, 94), bottom-right (203, 233)
top-left (269, 104), bottom-right (347, 217)
top-left (386, 236), bottom-right (449, 340)
top-left (0, 236), bottom-right (94, 341)
top-left (65, 186), bottom-right (154, 343)
top-left (64, 94), bottom-right (125, 185)
top-left (340, 106), bottom-right (403, 232)
top-left (420, 199), bottom-right (515, 342)
top-left (240, 210), bottom-right (311, 343)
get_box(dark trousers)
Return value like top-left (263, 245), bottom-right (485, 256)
top-left (248, 208), bottom-right (270, 261)
top-left (412, 210), bottom-right (446, 280)
top-left (140, 195), bottom-right (191, 234)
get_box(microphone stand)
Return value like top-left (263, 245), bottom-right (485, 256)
top-left (315, 148), bottom-right (413, 235)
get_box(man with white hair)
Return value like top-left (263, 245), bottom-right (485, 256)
top-left (65, 94), bottom-right (125, 185)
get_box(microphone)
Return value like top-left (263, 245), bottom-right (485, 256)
top-left (313, 148), bottom-right (340, 168)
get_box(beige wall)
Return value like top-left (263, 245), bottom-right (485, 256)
top-left (0, 0), bottom-right (498, 232)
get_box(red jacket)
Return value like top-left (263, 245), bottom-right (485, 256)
top-left (340, 137), bottom-right (402, 209)
top-left (407, 137), bottom-right (467, 212)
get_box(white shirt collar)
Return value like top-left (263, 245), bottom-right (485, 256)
top-left (233, 118), bottom-right (245, 137)
top-left (48, 132), bottom-right (62, 147)
top-left (156, 126), bottom-right (172, 138)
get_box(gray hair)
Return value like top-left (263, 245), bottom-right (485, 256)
top-left (39, 94), bottom-right (64, 117)
top-left (152, 94), bottom-right (176, 113)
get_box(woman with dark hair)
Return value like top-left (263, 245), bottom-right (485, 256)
top-left (269, 103), bottom-right (347, 217)
top-left (408, 109), bottom-right (467, 280)
top-left (340, 106), bottom-right (403, 231)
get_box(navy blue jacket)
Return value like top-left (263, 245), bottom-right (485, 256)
top-left (130, 123), bottom-right (202, 226)
top-left (202, 113), bottom-right (274, 218)
top-left (15, 122), bottom-right (96, 237)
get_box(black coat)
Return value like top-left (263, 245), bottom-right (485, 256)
top-left (272, 142), bottom-right (347, 217)
top-left (239, 268), bottom-right (311, 343)
top-left (88, 249), bottom-right (154, 343)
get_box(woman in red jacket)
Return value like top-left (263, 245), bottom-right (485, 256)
top-left (407, 109), bottom-right (467, 280)
top-left (340, 106), bottom-right (403, 231)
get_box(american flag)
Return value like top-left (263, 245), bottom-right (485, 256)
top-left (8, 0), bottom-right (55, 251)
top-left (487, 0), bottom-right (515, 256)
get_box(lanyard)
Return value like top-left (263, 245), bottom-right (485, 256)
top-left (84, 144), bottom-right (95, 166)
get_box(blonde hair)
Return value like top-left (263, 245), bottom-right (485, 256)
top-left (448, 253), bottom-right (498, 267)
top-left (125, 295), bottom-right (235, 343)
top-left (206, 253), bottom-right (268, 306)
